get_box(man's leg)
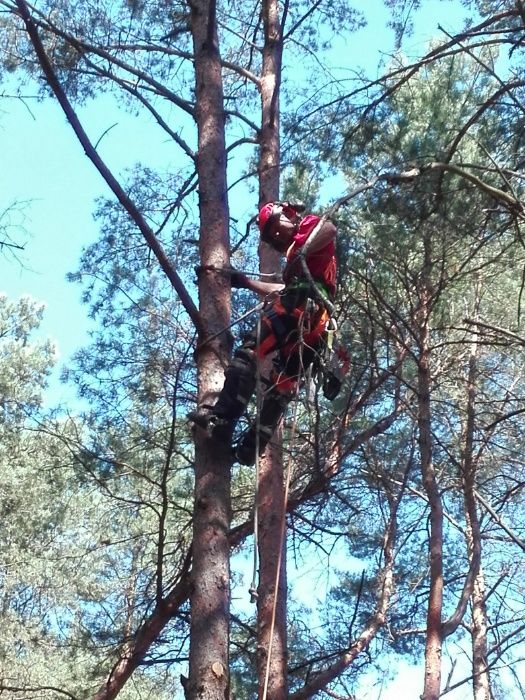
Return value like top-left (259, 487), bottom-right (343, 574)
top-left (234, 333), bottom-right (322, 465)
top-left (234, 385), bottom-right (290, 466)
top-left (188, 345), bottom-right (257, 441)
top-left (188, 310), bottom-right (282, 442)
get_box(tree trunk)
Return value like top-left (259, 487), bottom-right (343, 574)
top-left (188, 1), bottom-right (232, 698)
top-left (417, 243), bottom-right (443, 700)
top-left (471, 566), bottom-right (492, 700)
top-left (258, 0), bottom-right (282, 208)
top-left (462, 315), bottom-right (492, 700)
top-left (418, 339), bottom-right (443, 700)
top-left (255, 2), bottom-right (287, 698)
top-left (256, 440), bottom-right (288, 700)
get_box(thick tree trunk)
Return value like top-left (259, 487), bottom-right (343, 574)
top-left (255, 3), bottom-right (287, 698)
top-left (188, 2), bottom-right (232, 699)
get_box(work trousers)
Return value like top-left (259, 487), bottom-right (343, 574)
top-left (213, 289), bottom-right (329, 427)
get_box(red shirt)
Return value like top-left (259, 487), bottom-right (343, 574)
top-left (283, 214), bottom-right (336, 297)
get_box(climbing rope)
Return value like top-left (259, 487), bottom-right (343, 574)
top-left (196, 299), bottom-right (265, 352)
top-left (194, 263), bottom-right (282, 352)
top-left (260, 306), bottom-right (311, 700)
top-left (261, 371), bottom-right (302, 700)
top-left (246, 291), bottom-right (343, 698)
top-left (249, 312), bottom-right (263, 604)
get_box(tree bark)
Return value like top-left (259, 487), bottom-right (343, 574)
top-left (187, 1), bottom-right (232, 698)
top-left (256, 440), bottom-right (288, 700)
top-left (258, 0), bottom-right (283, 208)
top-left (418, 338), bottom-right (443, 700)
top-left (462, 316), bottom-right (492, 700)
top-left (442, 331), bottom-right (482, 640)
top-left (417, 238), bottom-right (443, 700)
top-left (470, 566), bottom-right (492, 700)
top-left (255, 3), bottom-right (287, 699)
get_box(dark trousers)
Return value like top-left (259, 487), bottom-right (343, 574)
top-left (214, 290), bottom-right (329, 434)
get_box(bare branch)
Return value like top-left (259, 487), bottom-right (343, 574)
top-left (0, 685), bottom-right (78, 700)
top-left (474, 490), bottom-right (525, 553)
top-left (288, 479), bottom-right (400, 700)
top-left (14, 0), bottom-right (203, 335)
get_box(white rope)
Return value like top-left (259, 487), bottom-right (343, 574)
top-left (261, 304), bottom-right (310, 700)
top-left (249, 312), bottom-right (263, 603)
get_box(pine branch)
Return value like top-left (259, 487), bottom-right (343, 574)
top-left (288, 485), bottom-right (400, 700)
top-left (14, 0), bottom-right (203, 336)
top-left (474, 490), bottom-right (525, 552)
top-left (8, 0), bottom-right (196, 116)
top-left (0, 239), bottom-right (25, 250)
top-left (0, 685), bottom-right (78, 700)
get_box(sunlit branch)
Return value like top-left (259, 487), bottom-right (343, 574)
top-left (82, 55), bottom-right (196, 160)
top-left (8, 0), bottom-right (196, 116)
top-left (14, 0), bottom-right (203, 336)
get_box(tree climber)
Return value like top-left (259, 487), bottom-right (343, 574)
top-left (189, 201), bottom-right (338, 466)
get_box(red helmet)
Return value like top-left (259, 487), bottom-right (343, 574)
top-left (257, 202), bottom-right (276, 234)
top-left (257, 201), bottom-right (300, 240)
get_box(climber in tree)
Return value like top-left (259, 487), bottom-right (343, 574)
top-left (189, 201), bottom-right (337, 466)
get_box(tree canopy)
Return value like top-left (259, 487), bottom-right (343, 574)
top-left (2, 2), bottom-right (525, 699)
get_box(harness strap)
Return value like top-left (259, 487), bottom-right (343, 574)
top-left (285, 279), bottom-right (332, 299)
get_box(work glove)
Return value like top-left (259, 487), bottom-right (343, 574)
top-left (228, 268), bottom-right (250, 289)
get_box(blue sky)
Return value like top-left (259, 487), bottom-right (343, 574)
top-left (1, 1), bottom-right (470, 403)
top-left (5, 2), bottom-right (517, 698)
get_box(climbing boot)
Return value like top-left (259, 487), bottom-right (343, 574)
top-left (235, 438), bottom-right (256, 466)
top-left (234, 425), bottom-right (274, 466)
top-left (234, 390), bottom-right (289, 466)
top-left (188, 406), bottom-right (234, 444)
top-left (187, 405), bottom-right (215, 430)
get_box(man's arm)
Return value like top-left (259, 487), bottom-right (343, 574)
top-left (236, 276), bottom-right (284, 296)
top-left (306, 220), bottom-right (337, 254)
top-left (242, 277), bottom-right (284, 296)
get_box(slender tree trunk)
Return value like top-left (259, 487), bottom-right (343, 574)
top-left (256, 447), bottom-right (288, 700)
top-left (258, 0), bottom-right (282, 208)
top-left (418, 336), bottom-right (443, 700)
top-left (188, 1), bottom-right (232, 698)
top-left (417, 240), bottom-right (443, 700)
top-left (464, 462), bottom-right (491, 700)
top-left (255, 2), bottom-right (287, 698)
top-left (471, 566), bottom-right (492, 700)
top-left (462, 310), bottom-right (492, 700)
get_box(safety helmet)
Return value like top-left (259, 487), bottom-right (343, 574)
top-left (257, 202), bottom-right (277, 235)
top-left (257, 200), bottom-right (305, 242)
